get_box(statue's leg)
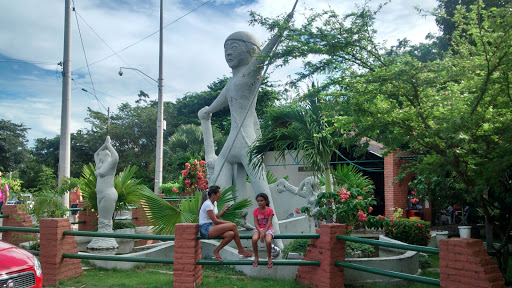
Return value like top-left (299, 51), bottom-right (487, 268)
top-left (210, 154), bottom-right (233, 188)
top-left (241, 158), bottom-right (284, 250)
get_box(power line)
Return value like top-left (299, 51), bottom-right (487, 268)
top-left (73, 10), bottom-right (155, 87)
top-left (72, 0), bottom-right (98, 100)
top-left (71, 78), bottom-right (127, 104)
top-left (72, 0), bottom-right (213, 72)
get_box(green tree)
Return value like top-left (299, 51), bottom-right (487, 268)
top-left (252, 1), bottom-right (512, 276)
top-left (249, 86), bottom-right (343, 192)
top-left (0, 119), bottom-right (31, 172)
top-left (163, 124), bottom-right (226, 183)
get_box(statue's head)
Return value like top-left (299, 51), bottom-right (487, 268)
top-left (224, 31), bottom-right (261, 69)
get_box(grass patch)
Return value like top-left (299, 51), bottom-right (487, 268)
top-left (51, 264), bottom-right (308, 288)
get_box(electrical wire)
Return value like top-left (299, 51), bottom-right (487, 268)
top-left (73, 10), bottom-right (155, 88)
top-left (72, 0), bottom-right (213, 73)
top-left (72, 0), bottom-right (98, 100)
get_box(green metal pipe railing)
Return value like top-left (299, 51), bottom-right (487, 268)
top-left (198, 234), bottom-right (320, 240)
top-left (0, 226), bottom-right (40, 233)
top-left (335, 261), bottom-right (440, 286)
top-left (0, 214), bottom-right (8, 218)
top-left (70, 221), bottom-right (86, 224)
top-left (62, 253), bottom-right (173, 264)
top-left (68, 207), bottom-right (87, 211)
top-left (27, 250), bottom-right (39, 256)
top-left (337, 235), bottom-right (439, 255)
top-left (63, 230), bottom-right (175, 241)
top-left (197, 259), bottom-right (320, 266)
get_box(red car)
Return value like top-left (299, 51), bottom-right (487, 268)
top-left (0, 240), bottom-right (42, 288)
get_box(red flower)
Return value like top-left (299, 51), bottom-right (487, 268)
top-left (368, 207), bottom-right (373, 213)
top-left (377, 215), bottom-right (385, 220)
top-left (172, 187), bottom-right (178, 193)
top-left (200, 160), bottom-right (206, 166)
top-left (411, 191), bottom-right (416, 195)
top-left (295, 208), bottom-right (300, 214)
top-left (185, 163), bottom-right (191, 168)
top-left (329, 199), bottom-right (334, 204)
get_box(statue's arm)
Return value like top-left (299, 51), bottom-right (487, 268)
top-left (198, 88), bottom-right (228, 117)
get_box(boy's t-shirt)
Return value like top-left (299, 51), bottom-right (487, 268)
top-left (253, 207), bottom-right (274, 229)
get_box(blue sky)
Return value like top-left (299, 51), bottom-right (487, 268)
top-left (0, 0), bottom-right (439, 146)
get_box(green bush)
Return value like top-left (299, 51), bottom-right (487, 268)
top-left (113, 221), bottom-right (136, 230)
top-left (384, 219), bottom-right (431, 246)
top-left (346, 242), bottom-right (375, 258)
top-left (419, 253), bottom-right (433, 269)
top-left (282, 239), bottom-right (310, 258)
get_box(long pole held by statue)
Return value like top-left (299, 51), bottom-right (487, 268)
top-left (107, 107), bottom-right (110, 136)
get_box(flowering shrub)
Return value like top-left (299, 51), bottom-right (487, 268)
top-left (160, 159), bottom-right (208, 196)
top-left (411, 198), bottom-right (419, 205)
top-left (383, 219), bottom-right (431, 246)
top-left (300, 186), bottom-right (376, 230)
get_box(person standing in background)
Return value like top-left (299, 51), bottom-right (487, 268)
top-left (70, 185), bottom-right (82, 223)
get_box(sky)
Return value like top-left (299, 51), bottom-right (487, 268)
top-left (0, 0), bottom-right (439, 147)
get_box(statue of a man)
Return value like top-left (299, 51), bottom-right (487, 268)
top-left (88, 136), bottom-right (119, 250)
top-left (198, 12), bottom-right (294, 250)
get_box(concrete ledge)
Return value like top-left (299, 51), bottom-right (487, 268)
top-left (344, 235), bottom-right (419, 286)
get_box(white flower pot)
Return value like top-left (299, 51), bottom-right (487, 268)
top-left (458, 226), bottom-right (471, 238)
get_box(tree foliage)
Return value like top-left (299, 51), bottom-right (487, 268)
top-left (251, 0), bottom-right (512, 276)
top-left (0, 119), bottom-right (31, 172)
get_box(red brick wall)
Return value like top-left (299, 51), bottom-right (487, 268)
top-left (78, 202), bottom-right (97, 231)
top-left (39, 218), bottom-right (83, 286)
top-left (439, 238), bottom-right (505, 288)
top-left (2, 204), bottom-right (34, 245)
top-left (173, 223), bottom-right (202, 288)
top-left (296, 224), bottom-right (346, 288)
top-left (384, 151), bottom-right (417, 219)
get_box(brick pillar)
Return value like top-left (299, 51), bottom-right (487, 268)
top-left (423, 200), bottom-right (432, 222)
top-left (2, 204), bottom-right (34, 245)
top-left (132, 205), bottom-right (150, 227)
top-left (78, 202), bottom-right (97, 231)
top-left (173, 223), bottom-right (202, 288)
top-left (39, 218), bottom-right (83, 286)
top-left (439, 238), bottom-right (505, 288)
top-left (296, 224), bottom-right (346, 288)
top-left (384, 151), bottom-right (410, 218)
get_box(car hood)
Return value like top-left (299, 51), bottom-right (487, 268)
top-left (0, 241), bottom-right (34, 274)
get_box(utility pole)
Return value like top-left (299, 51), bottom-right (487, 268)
top-left (154, 0), bottom-right (164, 194)
top-left (59, 0), bottom-right (72, 207)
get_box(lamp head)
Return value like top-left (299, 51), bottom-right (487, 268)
top-left (118, 69), bottom-right (123, 76)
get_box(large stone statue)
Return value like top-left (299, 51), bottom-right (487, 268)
top-left (88, 136), bottom-right (119, 250)
top-left (198, 11), bottom-right (294, 250)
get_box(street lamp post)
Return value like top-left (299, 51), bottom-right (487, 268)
top-left (117, 0), bottom-right (164, 195)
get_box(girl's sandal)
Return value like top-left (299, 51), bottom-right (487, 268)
top-left (267, 261), bottom-right (273, 269)
top-left (252, 260), bottom-right (258, 267)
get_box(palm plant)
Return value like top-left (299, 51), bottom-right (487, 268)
top-left (80, 163), bottom-right (143, 217)
top-left (139, 185), bottom-right (251, 235)
top-left (248, 87), bottom-right (342, 192)
top-left (329, 164), bottom-right (375, 194)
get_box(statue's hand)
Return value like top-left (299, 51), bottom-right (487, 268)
top-left (105, 136), bottom-right (111, 144)
top-left (198, 106), bottom-right (211, 121)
